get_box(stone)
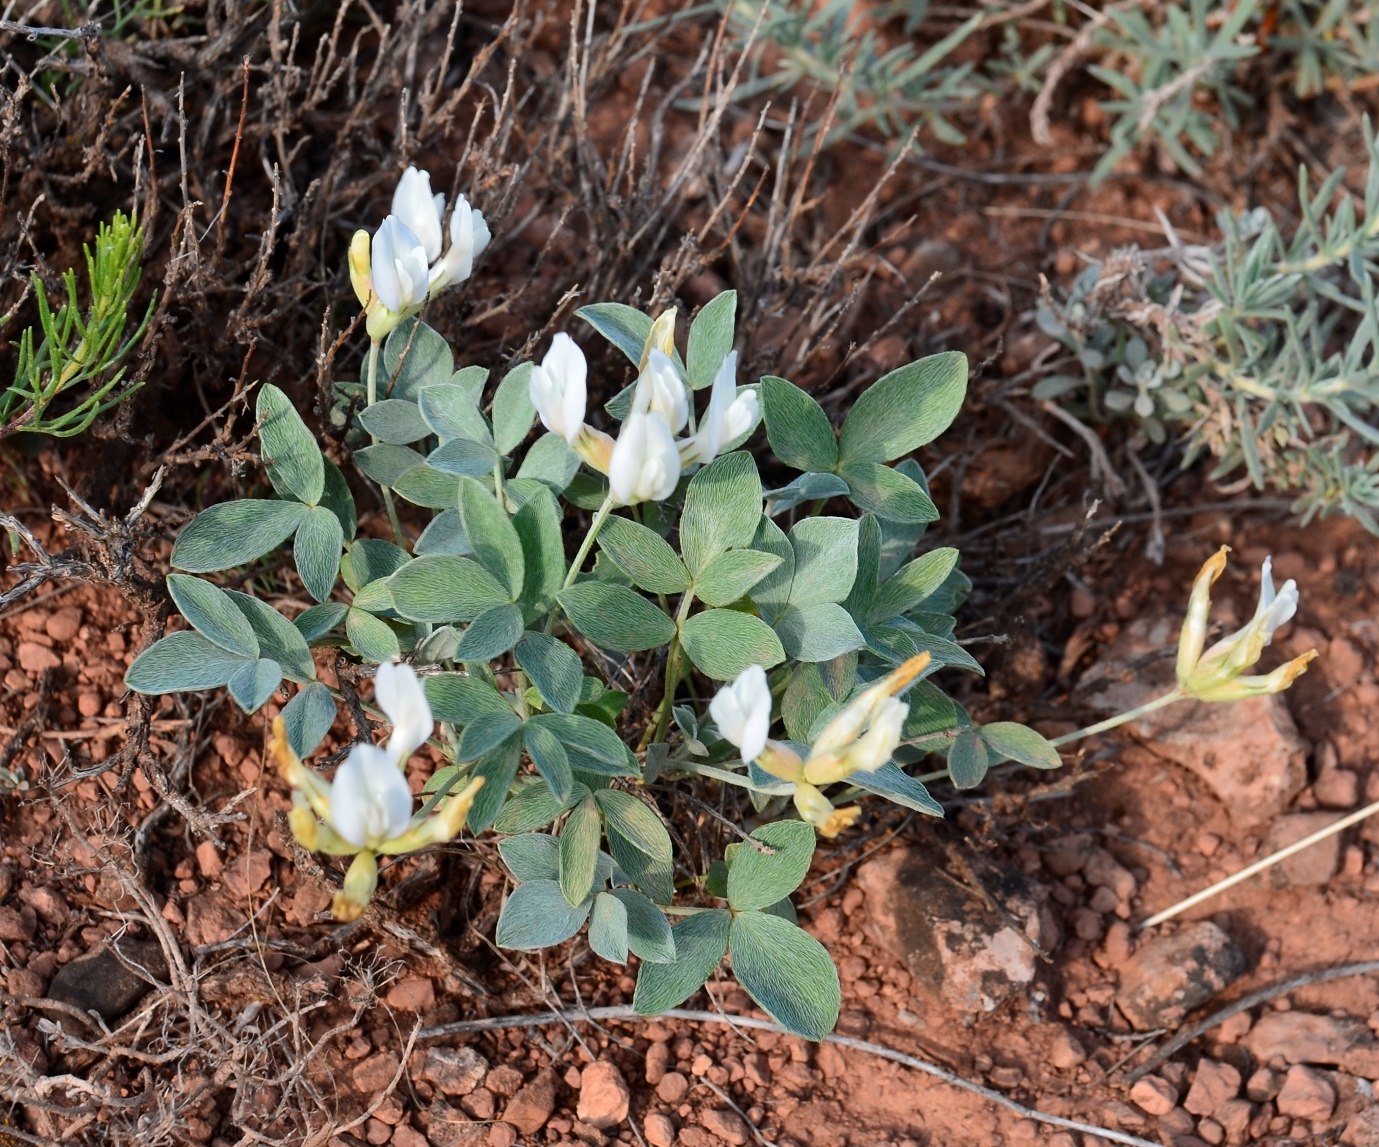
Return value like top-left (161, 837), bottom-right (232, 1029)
top-left (421, 1046), bottom-right (489, 1097)
top-left (0, 906), bottom-right (36, 942)
top-left (501, 1070), bottom-right (556, 1136)
top-left (1342, 1106), bottom-right (1379, 1146)
top-left (1078, 616), bottom-right (1307, 826)
top-left (1275, 1065), bottom-right (1335, 1121)
top-left (195, 841), bottom-right (224, 880)
top-left (1115, 922), bottom-right (1248, 1031)
top-left (185, 891), bottom-right (243, 947)
top-left (1048, 1029), bottom-right (1087, 1070)
top-left (385, 976), bottom-right (436, 1012)
top-left (700, 1109), bottom-right (750, 1146)
top-left (854, 846), bottom-right (1055, 1012)
top-left (422, 1102), bottom-right (486, 1147)
top-left (644, 1040), bottom-right (670, 1084)
top-left (1244, 1068), bottom-right (1281, 1102)
top-left (1314, 768), bottom-right (1359, 809)
top-left (485, 1066), bottom-right (522, 1097)
top-left (391, 1126), bottom-right (428, 1147)
top-left (17, 641), bottom-right (60, 672)
top-left (655, 1071), bottom-right (688, 1103)
top-left (1216, 1099), bottom-right (1252, 1141)
top-left (576, 1061), bottom-right (629, 1129)
top-left (1130, 1076), bottom-right (1178, 1116)
top-left (643, 1112), bottom-right (675, 1147)
top-left (1261, 814), bottom-right (1342, 886)
top-left (45, 607), bottom-right (82, 642)
top-left (1083, 849), bottom-right (1137, 902)
top-left (486, 1124), bottom-right (517, 1147)
top-left (1244, 1012), bottom-right (1369, 1066)
top-left (352, 1052), bottom-right (401, 1093)
top-left (1183, 1060), bottom-right (1241, 1116)
top-left (48, 939), bottom-right (169, 1022)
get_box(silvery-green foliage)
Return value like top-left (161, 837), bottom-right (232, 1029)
top-left (122, 289), bottom-right (1046, 1039)
top-left (1037, 121), bottom-right (1379, 533)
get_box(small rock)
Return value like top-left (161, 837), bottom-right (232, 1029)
top-left (1262, 814), bottom-right (1342, 886)
top-left (486, 1066), bottom-right (523, 1097)
top-left (0, 905), bottom-right (37, 942)
top-left (644, 1040), bottom-right (670, 1084)
top-left (576, 1061), bottom-right (629, 1129)
top-left (502, 1070), bottom-right (556, 1136)
top-left (185, 891), bottom-right (242, 947)
top-left (462, 1088), bottom-right (496, 1121)
top-left (1275, 1065), bottom-right (1335, 1121)
top-left (17, 641), bottom-right (60, 672)
top-left (1130, 1076), bottom-right (1178, 1116)
top-left (1315, 768), bottom-right (1359, 809)
top-left (1084, 849), bottom-right (1137, 902)
top-left (6, 968), bottom-right (45, 997)
top-left (45, 607), bottom-right (83, 642)
top-left (352, 1052), bottom-right (401, 1093)
top-left (1245, 1067), bottom-right (1281, 1102)
top-left (1115, 922), bottom-right (1248, 1031)
top-left (1183, 1060), bottom-right (1241, 1116)
top-left (391, 1126), bottom-right (429, 1147)
top-left (1216, 1099), bottom-right (1252, 1141)
top-left (48, 939), bottom-right (169, 1022)
top-left (421, 1047), bottom-right (489, 1097)
top-left (1341, 1106), bottom-right (1379, 1146)
top-left (1244, 1012), bottom-right (1369, 1066)
top-left (77, 692), bottom-right (102, 717)
top-left (643, 1112), bottom-right (676, 1147)
top-left (195, 841), bottom-right (224, 880)
top-left (1048, 1029), bottom-right (1087, 1071)
top-left (700, 1109), bottom-right (750, 1146)
top-left (486, 1124), bottom-right (517, 1147)
top-left (655, 1071), bottom-right (688, 1103)
top-left (386, 976), bottom-right (436, 1012)
top-left (855, 847), bottom-right (1055, 1012)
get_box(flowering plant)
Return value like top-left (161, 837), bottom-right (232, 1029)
top-left (123, 165), bottom-right (1317, 1040)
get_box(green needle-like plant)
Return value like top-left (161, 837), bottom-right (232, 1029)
top-left (2, 210), bottom-right (155, 440)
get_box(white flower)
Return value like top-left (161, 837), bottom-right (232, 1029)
top-left (709, 665), bottom-right (772, 762)
top-left (370, 215), bottom-right (429, 317)
top-left (375, 661), bottom-right (432, 764)
top-left (391, 166), bottom-right (445, 263)
top-left (608, 411), bottom-right (681, 505)
top-left (802, 654), bottom-right (928, 785)
top-left (429, 194), bottom-right (490, 294)
top-left (390, 166), bottom-right (492, 295)
top-left (328, 743), bottom-right (415, 850)
top-left (687, 351), bottom-right (758, 464)
top-left (530, 334), bottom-right (588, 445)
top-left (1176, 547), bottom-right (1316, 702)
top-left (638, 350), bottom-right (690, 433)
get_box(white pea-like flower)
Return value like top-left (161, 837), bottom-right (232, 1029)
top-left (608, 411), bottom-right (681, 505)
top-left (686, 351), bottom-right (758, 464)
top-left (390, 166), bottom-right (492, 295)
top-left (371, 215), bottom-right (430, 314)
top-left (530, 334), bottom-right (589, 445)
top-left (639, 350), bottom-right (691, 434)
top-left (429, 194), bottom-right (490, 294)
top-left (709, 664), bottom-right (773, 762)
top-left (391, 166), bottom-right (446, 264)
top-left (328, 743), bottom-right (415, 850)
top-left (1175, 547), bottom-right (1316, 702)
top-left (271, 661), bottom-right (483, 921)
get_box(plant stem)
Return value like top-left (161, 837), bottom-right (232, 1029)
top-left (642, 588), bottom-right (697, 749)
top-left (366, 339), bottom-right (407, 548)
top-left (1049, 689), bottom-right (1183, 746)
top-left (561, 494), bottom-right (616, 591)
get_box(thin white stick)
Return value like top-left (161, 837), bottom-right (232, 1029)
top-left (1141, 797), bottom-right (1379, 928)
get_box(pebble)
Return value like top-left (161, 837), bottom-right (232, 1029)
top-left (385, 976), bottom-right (435, 1012)
top-left (501, 1071), bottom-right (556, 1136)
top-left (77, 691), bottom-right (102, 717)
top-left (1048, 1029), bottom-right (1087, 1071)
top-left (1115, 921), bottom-right (1248, 1031)
top-left (351, 1053), bottom-right (400, 1094)
top-left (1183, 1060), bottom-right (1241, 1116)
top-left (1314, 768), bottom-right (1359, 809)
top-left (1262, 813), bottom-right (1342, 886)
top-left (643, 1112), bottom-right (675, 1147)
top-left (1083, 849), bottom-right (1137, 902)
top-left (1244, 1067), bottom-right (1281, 1102)
top-left (1129, 1076), bottom-right (1178, 1116)
top-left (486, 1124), bottom-right (517, 1147)
top-left (644, 1040), bottom-right (670, 1084)
top-left (195, 841), bottom-right (224, 880)
top-left (1244, 1011), bottom-right (1369, 1066)
top-left (17, 641), bottom-right (60, 672)
top-left (420, 1047), bottom-right (489, 1097)
top-left (655, 1071), bottom-right (688, 1103)
top-left (700, 1109), bottom-right (750, 1146)
top-left (576, 1061), bottom-right (629, 1129)
top-left (45, 608), bottom-right (82, 642)
top-left (1275, 1065), bottom-right (1336, 1121)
